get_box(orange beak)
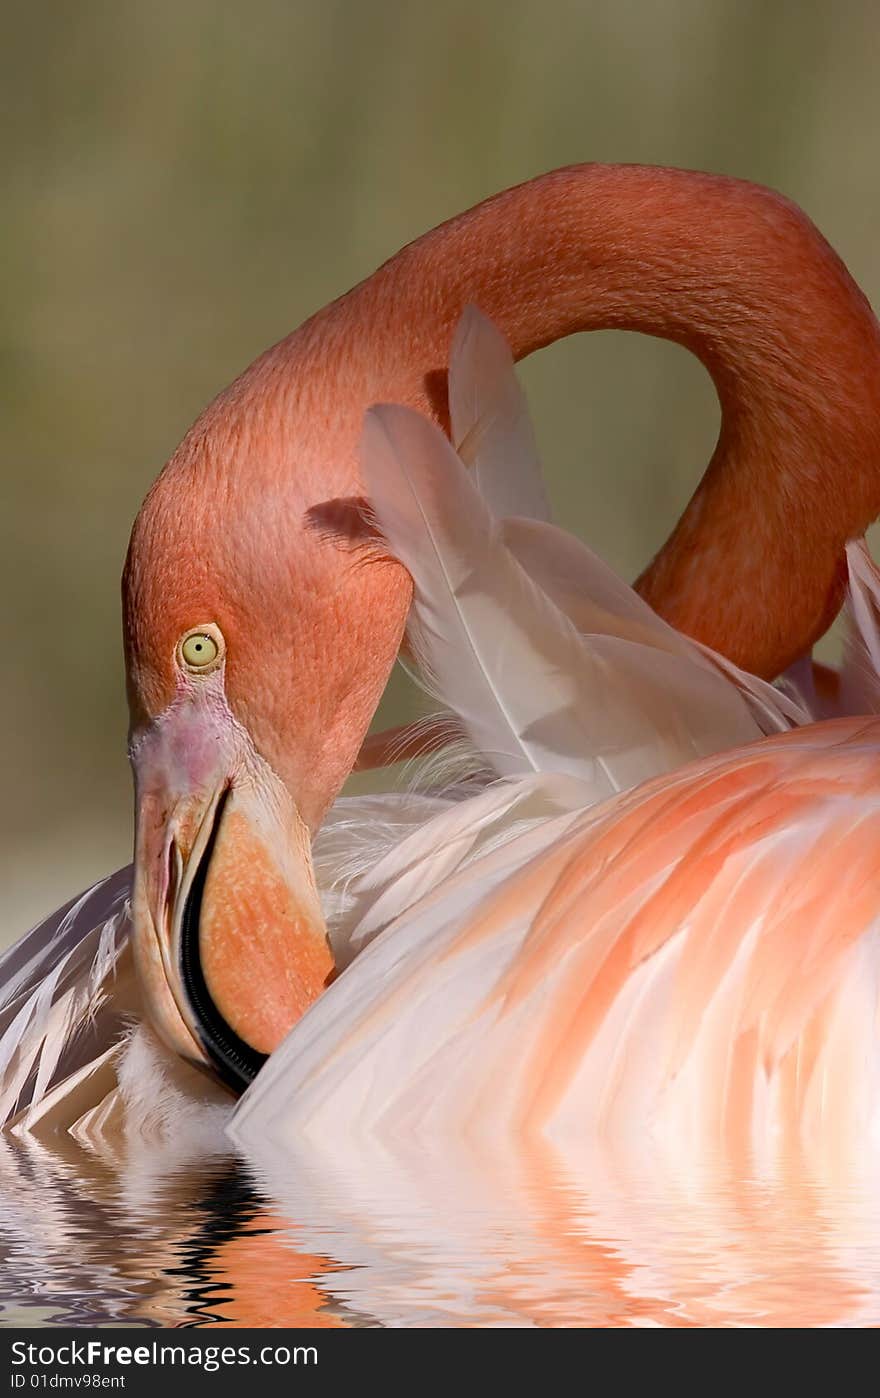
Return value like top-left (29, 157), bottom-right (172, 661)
top-left (130, 698), bottom-right (334, 1089)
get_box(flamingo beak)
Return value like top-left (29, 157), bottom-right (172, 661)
top-left (129, 702), bottom-right (334, 1090)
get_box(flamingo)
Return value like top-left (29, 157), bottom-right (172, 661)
top-left (3, 163), bottom-right (880, 1165)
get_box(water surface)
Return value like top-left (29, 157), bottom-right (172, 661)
top-left (2, 1130), bottom-right (879, 1327)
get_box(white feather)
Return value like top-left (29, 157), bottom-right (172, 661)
top-left (313, 791), bottom-right (456, 962)
top-left (841, 538), bottom-right (880, 715)
top-left (780, 539), bottom-right (880, 722)
top-left (503, 515), bottom-right (806, 733)
top-left (338, 773), bottom-right (590, 961)
top-left (448, 305), bottom-right (551, 523)
top-left (361, 403), bottom-right (769, 798)
top-left (113, 1023), bottom-right (232, 1144)
top-left (0, 866), bottom-right (130, 1017)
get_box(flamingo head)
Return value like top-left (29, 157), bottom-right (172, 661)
top-left (122, 376), bottom-right (412, 1089)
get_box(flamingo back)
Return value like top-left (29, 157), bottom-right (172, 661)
top-left (232, 716), bottom-right (880, 1164)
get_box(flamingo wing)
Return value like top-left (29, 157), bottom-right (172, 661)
top-left (0, 868), bottom-right (135, 1125)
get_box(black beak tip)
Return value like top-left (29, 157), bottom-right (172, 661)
top-left (179, 787), bottom-right (268, 1093)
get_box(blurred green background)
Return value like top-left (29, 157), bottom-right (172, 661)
top-left (3, 0), bottom-right (880, 940)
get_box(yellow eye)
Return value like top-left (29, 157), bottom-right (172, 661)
top-left (178, 627), bottom-right (223, 672)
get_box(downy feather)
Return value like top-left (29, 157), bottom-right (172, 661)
top-left (336, 773), bottom-right (591, 962)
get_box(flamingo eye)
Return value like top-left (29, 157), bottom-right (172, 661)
top-left (178, 626), bottom-right (224, 672)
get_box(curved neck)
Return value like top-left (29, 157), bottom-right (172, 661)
top-left (185, 164), bottom-right (880, 700)
top-left (326, 165), bottom-right (880, 676)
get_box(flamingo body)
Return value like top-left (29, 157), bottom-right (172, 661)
top-left (235, 716), bottom-right (880, 1155)
top-left (5, 165), bottom-right (880, 1182)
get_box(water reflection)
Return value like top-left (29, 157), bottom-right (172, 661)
top-left (2, 1122), bottom-right (880, 1327)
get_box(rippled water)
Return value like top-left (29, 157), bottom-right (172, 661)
top-left (2, 1128), bottom-right (880, 1327)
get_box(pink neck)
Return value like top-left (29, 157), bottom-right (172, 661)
top-left (165, 163), bottom-right (880, 815)
top-left (248, 163), bottom-right (880, 678)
